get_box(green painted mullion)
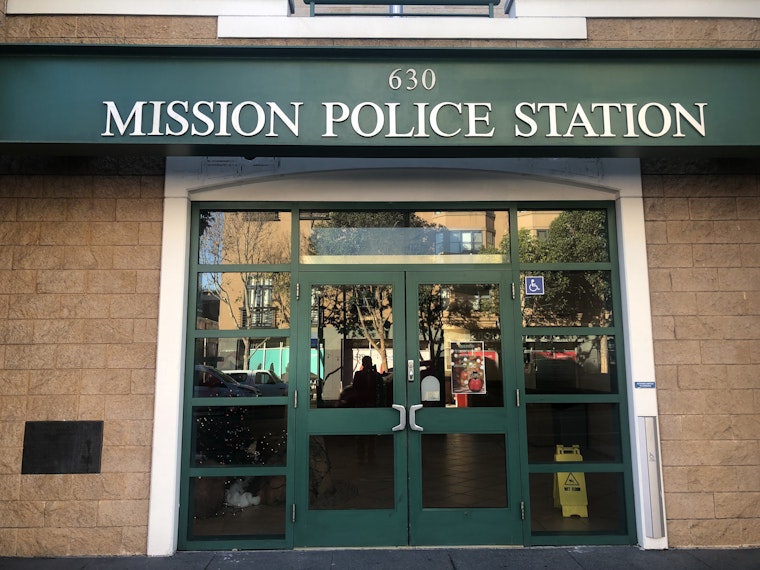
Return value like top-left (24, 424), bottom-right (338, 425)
top-left (196, 263), bottom-right (292, 272)
top-left (183, 538), bottom-right (290, 550)
top-left (191, 328), bottom-right (291, 340)
top-left (518, 262), bottom-right (613, 271)
top-left (604, 202), bottom-right (638, 543)
top-left (520, 326), bottom-right (618, 336)
top-left (178, 202), bottom-right (205, 550)
top-left (528, 463), bottom-right (626, 474)
top-left (188, 466), bottom-right (287, 478)
top-left (523, 393), bottom-right (621, 404)
top-left (189, 396), bottom-right (272, 406)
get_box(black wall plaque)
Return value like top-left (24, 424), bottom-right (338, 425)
top-left (22, 421), bottom-right (104, 474)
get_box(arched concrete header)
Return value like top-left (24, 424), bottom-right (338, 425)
top-left (148, 156), bottom-right (665, 553)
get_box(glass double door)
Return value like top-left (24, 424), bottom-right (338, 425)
top-left (295, 270), bottom-right (522, 547)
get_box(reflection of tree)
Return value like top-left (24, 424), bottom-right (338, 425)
top-left (318, 284), bottom-right (393, 374)
top-left (418, 284), bottom-right (498, 377)
top-left (518, 210), bottom-right (611, 326)
top-left (418, 285), bottom-right (446, 371)
top-left (199, 211), bottom-right (291, 365)
top-left (445, 284), bottom-right (500, 332)
top-left (200, 211), bottom-right (291, 268)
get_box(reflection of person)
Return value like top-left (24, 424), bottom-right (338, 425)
top-left (352, 355), bottom-right (382, 408)
top-left (352, 355), bottom-right (382, 464)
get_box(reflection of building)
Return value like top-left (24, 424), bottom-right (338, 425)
top-left (517, 210), bottom-right (561, 240)
top-left (419, 211), bottom-right (507, 253)
top-left (211, 211), bottom-right (293, 332)
top-left (196, 291), bottom-right (220, 330)
top-left (242, 275), bottom-right (276, 328)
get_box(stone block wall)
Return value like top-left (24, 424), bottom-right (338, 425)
top-left (0, 157), bottom-right (165, 556)
top-left (642, 158), bottom-right (760, 547)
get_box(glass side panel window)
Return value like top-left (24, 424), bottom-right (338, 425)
top-left (196, 272), bottom-right (290, 330)
top-left (189, 475), bottom-right (286, 539)
top-left (529, 472), bottom-right (627, 535)
top-left (418, 283), bottom-right (504, 408)
top-left (191, 406), bottom-right (287, 467)
top-left (523, 335), bottom-right (618, 394)
top-left (526, 403), bottom-right (622, 463)
top-left (300, 210), bottom-right (509, 264)
top-left (198, 210), bottom-right (292, 265)
top-left (192, 336), bottom-right (290, 396)
top-left (517, 209), bottom-right (609, 263)
top-left (521, 271), bottom-right (613, 327)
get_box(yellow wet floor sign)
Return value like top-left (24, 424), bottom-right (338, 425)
top-left (553, 445), bottom-right (588, 518)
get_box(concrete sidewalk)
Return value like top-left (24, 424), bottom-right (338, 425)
top-left (1, 547), bottom-right (759, 569)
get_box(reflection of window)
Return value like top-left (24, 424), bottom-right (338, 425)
top-left (244, 211), bottom-right (280, 222)
top-left (436, 230), bottom-right (483, 254)
top-left (243, 276), bottom-right (275, 328)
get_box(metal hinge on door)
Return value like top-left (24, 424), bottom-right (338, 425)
top-left (511, 282), bottom-right (516, 300)
top-left (520, 500), bottom-right (525, 520)
top-left (296, 283), bottom-right (300, 301)
top-left (515, 389), bottom-right (521, 407)
top-left (294, 389), bottom-right (298, 409)
top-left (292, 503), bottom-right (296, 523)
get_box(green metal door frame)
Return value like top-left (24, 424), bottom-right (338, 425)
top-left (178, 200), bottom-right (635, 549)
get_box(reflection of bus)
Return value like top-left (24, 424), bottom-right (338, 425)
top-left (248, 344), bottom-right (290, 378)
top-left (532, 350), bottom-right (576, 361)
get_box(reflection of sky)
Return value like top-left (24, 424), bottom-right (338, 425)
top-left (199, 211), bottom-right (224, 264)
top-left (198, 272), bottom-right (218, 290)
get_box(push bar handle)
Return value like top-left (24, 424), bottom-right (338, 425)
top-left (391, 404), bottom-right (406, 431)
top-left (409, 404), bottom-right (424, 431)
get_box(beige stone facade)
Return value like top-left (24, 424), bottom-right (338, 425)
top-left (0, 1), bottom-right (758, 556)
top-left (0, 158), bottom-right (165, 556)
top-left (643, 160), bottom-right (760, 547)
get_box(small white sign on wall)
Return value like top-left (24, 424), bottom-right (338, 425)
top-left (421, 375), bottom-right (441, 402)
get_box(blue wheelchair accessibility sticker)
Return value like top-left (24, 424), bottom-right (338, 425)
top-left (525, 276), bottom-right (545, 296)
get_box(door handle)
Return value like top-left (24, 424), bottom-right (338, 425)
top-left (391, 404), bottom-right (406, 432)
top-left (409, 404), bottom-right (424, 432)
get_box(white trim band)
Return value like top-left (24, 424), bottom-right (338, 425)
top-left (218, 15), bottom-right (586, 39)
top-left (516, 0), bottom-right (760, 18)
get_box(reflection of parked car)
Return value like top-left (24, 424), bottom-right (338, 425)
top-left (194, 365), bottom-right (260, 398)
top-left (224, 369), bottom-right (289, 397)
